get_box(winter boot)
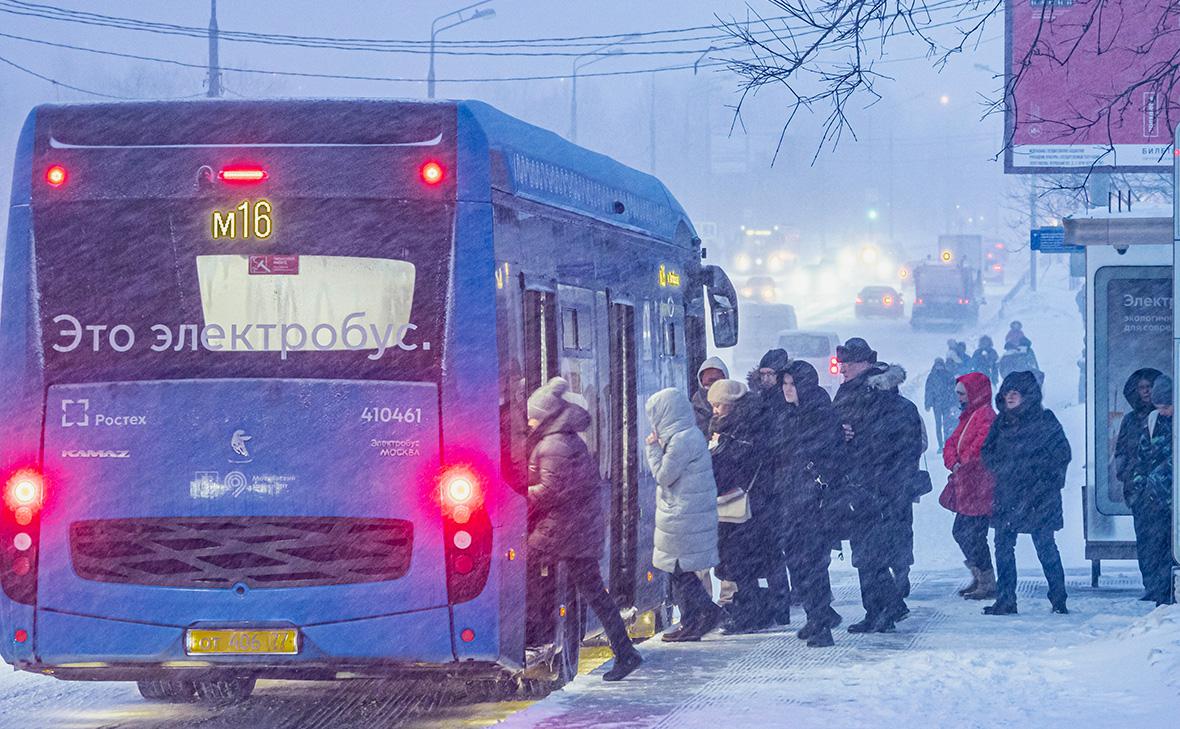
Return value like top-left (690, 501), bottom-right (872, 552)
top-left (847, 614), bottom-right (877, 634)
top-left (982, 601), bottom-right (1018, 616)
top-left (869, 612), bottom-right (897, 633)
top-left (958, 563), bottom-right (980, 597)
top-left (807, 627), bottom-right (835, 647)
top-left (1050, 599), bottom-right (1069, 615)
top-left (964, 569), bottom-right (996, 600)
top-left (602, 648), bottom-right (643, 682)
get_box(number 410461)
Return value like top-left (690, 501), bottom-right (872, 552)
top-left (361, 407), bottom-right (422, 424)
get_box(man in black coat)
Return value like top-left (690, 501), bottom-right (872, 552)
top-left (1115, 368), bottom-right (1163, 499)
top-left (833, 338), bottom-right (926, 633)
top-left (972, 336), bottom-right (1000, 384)
top-left (527, 377), bottom-right (642, 681)
top-left (745, 347), bottom-right (793, 624)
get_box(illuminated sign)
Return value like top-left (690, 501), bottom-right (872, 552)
top-left (658, 264), bottom-right (681, 288)
top-left (212, 200), bottom-right (273, 240)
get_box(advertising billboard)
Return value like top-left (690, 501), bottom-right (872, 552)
top-left (1005, 0), bottom-right (1180, 173)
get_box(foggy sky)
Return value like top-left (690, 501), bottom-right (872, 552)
top-left (0, 1), bottom-right (1010, 264)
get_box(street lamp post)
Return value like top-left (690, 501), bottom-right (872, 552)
top-left (428, 1), bottom-right (495, 100)
top-left (570, 36), bottom-right (638, 143)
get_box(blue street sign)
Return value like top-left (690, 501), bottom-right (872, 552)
top-left (1030, 226), bottom-right (1081, 253)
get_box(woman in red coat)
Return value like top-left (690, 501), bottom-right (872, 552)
top-left (940, 372), bottom-right (996, 600)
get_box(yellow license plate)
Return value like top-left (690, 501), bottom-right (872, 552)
top-left (185, 628), bottom-right (299, 656)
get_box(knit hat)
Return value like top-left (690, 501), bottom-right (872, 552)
top-left (1151, 375), bottom-right (1172, 407)
top-left (527, 377), bottom-right (571, 422)
top-left (758, 348), bottom-right (790, 372)
top-left (707, 379), bottom-right (748, 406)
top-left (836, 337), bottom-right (877, 364)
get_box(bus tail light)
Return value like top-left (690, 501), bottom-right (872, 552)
top-left (420, 161), bottom-right (445, 186)
top-left (218, 165), bottom-right (268, 184)
top-left (439, 466), bottom-right (491, 604)
top-left (2, 469), bottom-right (44, 604)
top-left (45, 165), bottom-right (67, 187)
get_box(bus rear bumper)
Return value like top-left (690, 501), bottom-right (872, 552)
top-left (23, 605), bottom-right (484, 679)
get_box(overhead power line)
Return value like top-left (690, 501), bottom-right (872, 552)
top-left (0, 0), bottom-right (993, 55)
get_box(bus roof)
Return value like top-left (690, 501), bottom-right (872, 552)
top-left (461, 100), bottom-right (693, 244)
top-left (21, 98), bottom-right (695, 246)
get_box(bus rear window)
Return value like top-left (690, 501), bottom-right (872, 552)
top-left (196, 255), bottom-right (416, 352)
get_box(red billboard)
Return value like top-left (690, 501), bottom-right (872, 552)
top-left (1005, 0), bottom-right (1180, 173)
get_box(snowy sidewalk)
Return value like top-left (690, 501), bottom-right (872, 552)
top-left (499, 568), bottom-right (1180, 729)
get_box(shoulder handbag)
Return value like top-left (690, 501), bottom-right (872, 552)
top-left (717, 462), bottom-right (759, 524)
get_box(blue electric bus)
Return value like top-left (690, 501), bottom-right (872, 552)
top-left (0, 99), bottom-right (738, 702)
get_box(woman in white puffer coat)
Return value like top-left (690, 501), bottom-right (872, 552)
top-left (645, 388), bottom-right (723, 641)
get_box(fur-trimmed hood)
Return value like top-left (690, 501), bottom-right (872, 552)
top-left (867, 363), bottom-right (907, 392)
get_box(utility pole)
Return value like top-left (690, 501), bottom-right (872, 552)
top-left (1028, 174), bottom-right (1037, 292)
top-left (571, 36), bottom-right (638, 143)
top-left (649, 73), bottom-right (657, 172)
top-left (428, 1), bottom-right (496, 100)
top-left (206, 0), bottom-right (222, 98)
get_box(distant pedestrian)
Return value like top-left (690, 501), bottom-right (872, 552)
top-left (939, 372), bottom-right (997, 601)
top-left (946, 339), bottom-right (970, 375)
top-left (833, 338), bottom-right (925, 633)
top-left (1004, 321), bottom-right (1026, 349)
top-left (693, 356), bottom-right (729, 435)
top-left (981, 371), bottom-right (1071, 615)
top-left (971, 336), bottom-right (999, 384)
top-left (925, 358), bottom-right (958, 448)
top-left (527, 377), bottom-right (642, 681)
top-left (999, 337), bottom-right (1040, 380)
top-left (1129, 375), bottom-right (1177, 605)
top-left (645, 388), bottom-right (724, 641)
top-left (779, 361), bottom-right (845, 647)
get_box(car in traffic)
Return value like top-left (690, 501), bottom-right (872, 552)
top-left (854, 285), bottom-right (904, 319)
top-left (776, 329), bottom-right (842, 394)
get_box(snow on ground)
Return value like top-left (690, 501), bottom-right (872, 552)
top-left (500, 569), bottom-right (1180, 729)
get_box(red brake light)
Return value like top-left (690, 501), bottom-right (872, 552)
top-left (883, 295), bottom-right (893, 306)
top-left (460, 628), bottom-right (475, 643)
top-left (45, 165), bottom-right (67, 187)
top-left (855, 297), bottom-right (864, 304)
top-left (829, 356), bottom-right (839, 375)
top-left (421, 161), bottom-right (445, 185)
top-left (5, 471), bottom-right (43, 511)
top-left (442, 469), bottom-right (478, 507)
top-left (13, 629), bottom-right (27, 643)
top-left (218, 166), bottom-right (268, 184)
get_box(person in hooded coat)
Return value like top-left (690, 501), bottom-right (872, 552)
top-left (833, 338), bottom-right (925, 633)
top-left (981, 371), bottom-right (1071, 615)
top-left (693, 356), bottom-right (730, 435)
top-left (779, 361), bottom-right (845, 647)
top-left (527, 378), bottom-right (642, 681)
top-left (1129, 376), bottom-right (1177, 605)
top-left (1115, 368), bottom-right (1163, 501)
top-left (706, 379), bottom-right (769, 632)
top-left (925, 358), bottom-right (958, 448)
top-left (645, 388), bottom-right (724, 641)
top-left (940, 372), bottom-right (996, 600)
top-left (999, 337), bottom-right (1040, 380)
top-left (971, 336), bottom-right (1000, 384)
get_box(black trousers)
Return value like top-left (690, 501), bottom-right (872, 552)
top-left (858, 566), bottom-right (904, 619)
top-left (994, 527), bottom-right (1066, 607)
top-left (952, 513), bottom-right (993, 573)
top-left (1132, 498), bottom-right (1177, 602)
top-left (670, 563), bottom-right (715, 627)
top-left (783, 516), bottom-right (836, 624)
top-left (567, 558), bottom-right (634, 656)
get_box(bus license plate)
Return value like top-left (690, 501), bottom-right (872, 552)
top-left (185, 628), bottom-right (299, 655)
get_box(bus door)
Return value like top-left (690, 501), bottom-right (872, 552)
top-left (607, 301), bottom-right (638, 606)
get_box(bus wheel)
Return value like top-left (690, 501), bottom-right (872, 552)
top-left (137, 679), bottom-right (196, 703)
top-left (193, 677), bottom-right (256, 705)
